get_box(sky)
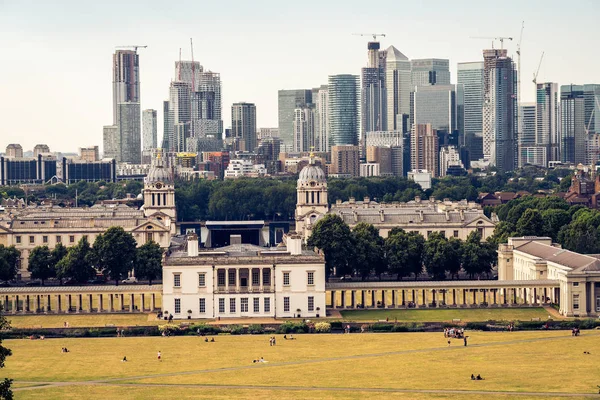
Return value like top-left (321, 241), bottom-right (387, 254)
top-left (0, 0), bottom-right (598, 153)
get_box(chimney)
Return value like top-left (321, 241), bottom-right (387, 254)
top-left (287, 233), bottom-right (302, 255)
top-left (187, 233), bottom-right (199, 257)
top-left (230, 234), bottom-right (242, 245)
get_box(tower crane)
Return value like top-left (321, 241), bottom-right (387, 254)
top-left (470, 36), bottom-right (513, 49)
top-left (516, 22), bottom-right (525, 166)
top-left (532, 52), bottom-right (545, 86)
top-left (115, 45), bottom-right (148, 52)
top-left (352, 33), bottom-right (386, 41)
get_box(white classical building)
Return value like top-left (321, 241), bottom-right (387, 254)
top-left (498, 236), bottom-right (600, 317)
top-left (162, 234), bottom-right (326, 319)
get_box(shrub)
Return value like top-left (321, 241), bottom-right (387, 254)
top-left (248, 324), bottom-right (264, 334)
top-left (371, 323), bottom-right (393, 332)
top-left (230, 325), bottom-right (244, 335)
top-left (158, 324), bottom-right (181, 335)
top-left (314, 322), bottom-right (331, 333)
top-left (330, 321), bottom-right (343, 330)
top-left (190, 324), bottom-right (221, 335)
top-left (277, 321), bottom-right (308, 334)
top-left (264, 327), bottom-right (276, 334)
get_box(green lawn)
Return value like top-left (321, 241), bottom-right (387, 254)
top-left (6, 331), bottom-right (600, 399)
top-left (339, 307), bottom-right (552, 322)
top-left (6, 314), bottom-right (215, 329)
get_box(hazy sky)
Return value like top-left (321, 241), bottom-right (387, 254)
top-left (1, 0), bottom-right (598, 153)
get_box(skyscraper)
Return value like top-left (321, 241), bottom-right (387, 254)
top-left (412, 84), bottom-right (462, 136)
top-left (175, 61), bottom-right (202, 90)
top-left (536, 83), bottom-right (559, 165)
top-left (314, 85), bottom-right (329, 152)
top-left (385, 46), bottom-right (411, 132)
top-left (560, 85), bottom-right (585, 164)
top-left (231, 102), bottom-right (257, 152)
top-left (143, 109), bottom-right (158, 151)
top-left (103, 125), bottom-right (119, 159)
top-left (193, 71), bottom-right (223, 138)
top-left (482, 49), bottom-right (517, 172)
top-left (112, 50), bottom-right (140, 124)
top-left (167, 81), bottom-right (191, 151)
top-left (278, 89), bottom-right (312, 148)
top-left (361, 41), bottom-right (386, 137)
top-left (411, 124), bottom-right (439, 176)
top-left (411, 59), bottom-right (450, 87)
top-left (117, 103), bottom-right (141, 163)
top-left (457, 61), bottom-right (484, 161)
top-left (328, 75), bottom-right (359, 147)
top-left (293, 105), bottom-right (315, 152)
top-left (518, 103), bottom-right (544, 166)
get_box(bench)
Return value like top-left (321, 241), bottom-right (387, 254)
top-left (452, 319), bottom-right (461, 323)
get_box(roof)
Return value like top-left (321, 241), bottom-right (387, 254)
top-left (326, 279), bottom-right (558, 290)
top-left (514, 241), bottom-right (600, 273)
top-left (386, 45), bottom-right (409, 61)
top-left (329, 208), bottom-right (493, 227)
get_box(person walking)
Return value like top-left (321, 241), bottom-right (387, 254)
top-left (463, 336), bottom-right (469, 347)
top-left (157, 351), bottom-right (162, 361)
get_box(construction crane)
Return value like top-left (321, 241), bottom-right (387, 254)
top-left (516, 22), bottom-right (525, 162)
top-left (352, 33), bottom-right (386, 41)
top-left (115, 45), bottom-right (148, 52)
top-left (532, 52), bottom-right (545, 86)
top-left (470, 36), bottom-right (513, 49)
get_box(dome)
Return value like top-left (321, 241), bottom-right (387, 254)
top-left (298, 163), bottom-right (326, 184)
top-left (145, 155), bottom-right (173, 183)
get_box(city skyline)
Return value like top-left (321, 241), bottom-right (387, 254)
top-left (1, 0), bottom-right (599, 152)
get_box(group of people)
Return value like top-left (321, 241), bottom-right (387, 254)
top-left (61, 347), bottom-right (70, 353)
top-left (29, 335), bottom-right (44, 340)
top-left (252, 357), bottom-right (268, 363)
top-left (572, 327), bottom-right (581, 336)
top-left (116, 328), bottom-right (126, 337)
top-left (471, 374), bottom-right (484, 380)
top-left (443, 328), bottom-right (464, 338)
top-left (269, 336), bottom-right (277, 346)
top-left (204, 337), bottom-right (215, 342)
top-left (63, 321), bottom-right (70, 328)
top-left (283, 334), bottom-right (295, 340)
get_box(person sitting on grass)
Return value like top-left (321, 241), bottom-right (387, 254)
top-left (204, 337), bottom-right (208, 342)
top-left (122, 356), bottom-right (127, 362)
top-left (471, 374), bottom-right (475, 380)
top-left (476, 374), bottom-right (484, 380)
top-left (210, 337), bottom-right (215, 342)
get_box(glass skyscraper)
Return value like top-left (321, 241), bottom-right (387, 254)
top-left (328, 75), bottom-right (359, 147)
top-left (278, 89), bottom-right (312, 149)
top-left (457, 62), bottom-right (484, 161)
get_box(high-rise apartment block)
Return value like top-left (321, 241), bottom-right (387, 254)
top-left (102, 125), bottom-right (118, 159)
top-left (143, 109), bottom-right (158, 151)
top-left (112, 50), bottom-right (140, 124)
top-left (365, 130), bottom-right (403, 176)
top-left (313, 85), bottom-right (329, 152)
top-left (330, 145), bottom-right (360, 177)
top-left (258, 128), bottom-right (279, 140)
top-left (361, 41), bottom-right (387, 137)
top-left (5, 144), bottom-right (23, 158)
top-left (482, 49), bottom-right (517, 172)
top-left (518, 103), bottom-right (545, 167)
top-left (293, 105), bottom-right (315, 152)
top-left (366, 146), bottom-right (393, 175)
top-left (278, 89), bottom-right (312, 148)
top-left (328, 75), bottom-right (359, 147)
top-left (411, 59), bottom-right (450, 87)
top-left (231, 102), bottom-right (257, 152)
top-left (536, 83), bottom-right (559, 165)
top-left (411, 123), bottom-right (439, 177)
top-left (561, 84), bottom-right (600, 165)
top-left (117, 102), bottom-right (141, 163)
top-left (457, 61), bottom-right (484, 161)
top-left (385, 46), bottom-right (411, 132)
top-left (79, 146), bottom-right (100, 162)
top-left (439, 146), bottom-right (463, 177)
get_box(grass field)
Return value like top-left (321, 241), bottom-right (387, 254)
top-left (6, 330), bottom-right (600, 399)
top-left (339, 307), bottom-right (552, 322)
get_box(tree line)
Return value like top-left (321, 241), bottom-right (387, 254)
top-left (0, 227), bottom-right (163, 285)
top-left (307, 215), bottom-right (497, 281)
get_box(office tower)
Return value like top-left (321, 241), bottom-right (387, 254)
top-left (385, 46), bottom-right (411, 132)
top-left (167, 81), bottom-right (191, 151)
top-left (1, 154), bottom-right (57, 185)
top-left (411, 59), bottom-right (450, 87)
top-left (361, 41), bottom-right (387, 137)
top-left (79, 146), bottom-right (100, 162)
top-left (162, 100), bottom-right (170, 150)
top-left (112, 50), bottom-right (140, 124)
top-left (175, 61), bottom-right (202, 90)
top-left (313, 85), bottom-right (329, 152)
top-left (439, 146), bottom-right (463, 177)
top-left (482, 49), bottom-right (517, 172)
top-left (193, 71), bottom-right (223, 138)
top-left (411, 124), bottom-right (439, 177)
top-left (293, 105), bottom-right (315, 152)
top-left (518, 103), bottom-right (544, 166)
top-left (328, 75), bottom-right (359, 146)
top-left (582, 84), bottom-right (600, 134)
top-left (561, 85), bottom-right (586, 164)
top-left (143, 109), bottom-right (158, 151)
top-left (278, 89), bottom-right (312, 148)
top-left (536, 83), bottom-right (559, 165)
top-left (365, 131), bottom-right (403, 176)
top-left (457, 61), bottom-right (484, 160)
top-left (33, 144), bottom-right (50, 157)
top-left (62, 158), bottom-right (117, 184)
top-left (103, 125), bottom-right (119, 159)
top-left (117, 102), bottom-right (141, 163)
top-left (258, 128), bottom-right (279, 140)
top-left (330, 145), bottom-right (360, 177)
top-left (256, 136), bottom-right (282, 174)
top-left (232, 102), bottom-right (257, 152)
top-left (412, 84), bottom-right (462, 136)
top-left (5, 144), bottom-right (23, 158)
top-left (366, 146), bottom-right (392, 175)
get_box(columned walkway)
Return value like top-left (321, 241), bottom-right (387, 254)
top-left (0, 285), bottom-right (163, 314)
top-left (326, 280), bottom-right (560, 309)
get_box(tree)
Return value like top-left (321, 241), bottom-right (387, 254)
top-left (557, 210), bottom-right (600, 254)
top-left (422, 233), bottom-right (461, 280)
top-left (384, 228), bottom-right (425, 280)
top-left (27, 246), bottom-right (54, 285)
top-left (135, 241), bottom-right (163, 285)
top-left (461, 231), bottom-right (496, 278)
top-left (0, 306), bottom-right (12, 400)
top-left (0, 246), bottom-right (20, 283)
top-left (93, 227), bottom-right (138, 285)
top-left (487, 221), bottom-right (516, 246)
top-left (541, 209), bottom-right (571, 241)
top-left (447, 237), bottom-right (464, 279)
top-left (307, 214), bottom-right (355, 279)
top-left (515, 209), bottom-right (544, 237)
top-left (56, 237), bottom-right (95, 283)
top-left (351, 223), bottom-right (385, 280)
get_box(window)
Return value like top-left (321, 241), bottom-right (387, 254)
top-left (308, 296), bottom-right (314, 312)
top-left (573, 282), bottom-right (579, 287)
top-left (174, 298), bottom-right (181, 314)
top-left (217, 270), bottom-right (226, 286)
top-left (241, 298), bottom-right (249, 313)
top-left (228, 270), bottom-right (236, 286)
top-left (230, 298), bottom-right (236, 313)
top-left (42, 236), bottom-right (48, 243)
top-left (264, 297), bottom-right (270, 313)
top-left (69, 235), bottom-right (75, 243)
top-left (284, 297), bottom-right (290, 312)
top-left (218, 298), bottom-right (225, 313)
top-left (453, 230), bottom-right (459, 238)
top-left (16, 236), bottom-right (21, 244)
top-left (29, 236), bottom-right (35, 244)
top-left (573, 294), bottom-right (580, 310)
top-left (252, 270), bottom-right (260, 285)
top-left (253, 297), bottom-right (260, 313)
top-left (56, 236), bottom-right (62, 243)
top-left (283, 272), bottom-right (290, 286)
top-left (199, 298), bottom-right (206, 313)
top-left (262, 269), bottom-right (270, 285)
top-left (198, 273), bottom-right (206, 287)
top-left (307, 271), bottom-right (314, 286)
top-left (173, 274), bottom-right (181, 288)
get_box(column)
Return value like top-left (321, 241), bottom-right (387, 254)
top-left (66, 294), bottom-right (72, 313)
top-left (76, 294), bottom-right (81, 313)
top-left (235, 268), bottom-right (240, 293)
top-left (401, 290), bottom-right (406, 307)
top-left (340, 291), bottom-right (346, 308)
top-left (422, 289), bottom-right (426, 307)
top-left (141, 294), bottom-right (145, 312)
top-left (120, 294), bottom-right (125, 311)
top-left (412, 289), bottom-right (416, 305)
top-left (35, 295), bottom-right (41, 313)
top-left (43, 295), bottom-right (49, 313)
top-left (452, 289), bottom-right (456, 306)
top-left (391, 290), bottom-right (396, 308)
top-left (98, 294), bottom-right (103, 312)
top-left (259, 269), bottom-right (264, 292)
top-left (484, 289), bottom-right (490, 306)
top-left (129, 294), bottom-right (135, 312)
top-left (381, 290), bottom-right (386, 308)
top-left (493, 289), bottom-right (497, 305)
top-left (87, 294), bottom-right (92, 313)
top-left (371, 290), bottom-right (376, 308)
top-left (56, 295), bottom-right (62, 313)
top-left (11, 295), bottom-right (17, 314)
top-left (151, 293), bottom-right (156, 312)
top-left (109, 294), bottom-right (114, 312)
top-left (462, 289), bottom-right (467, 307)
top-left (351, 291), bottom-right (356, 308)
top-left (330, 291), bottom-right (336, 308)
top-left (361, 290), bottom-right (365, 308)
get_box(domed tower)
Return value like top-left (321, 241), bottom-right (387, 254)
top-left (143, 150), bottom-right (177, 234)
top-left (295, 155), bottom-right (328, 239)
